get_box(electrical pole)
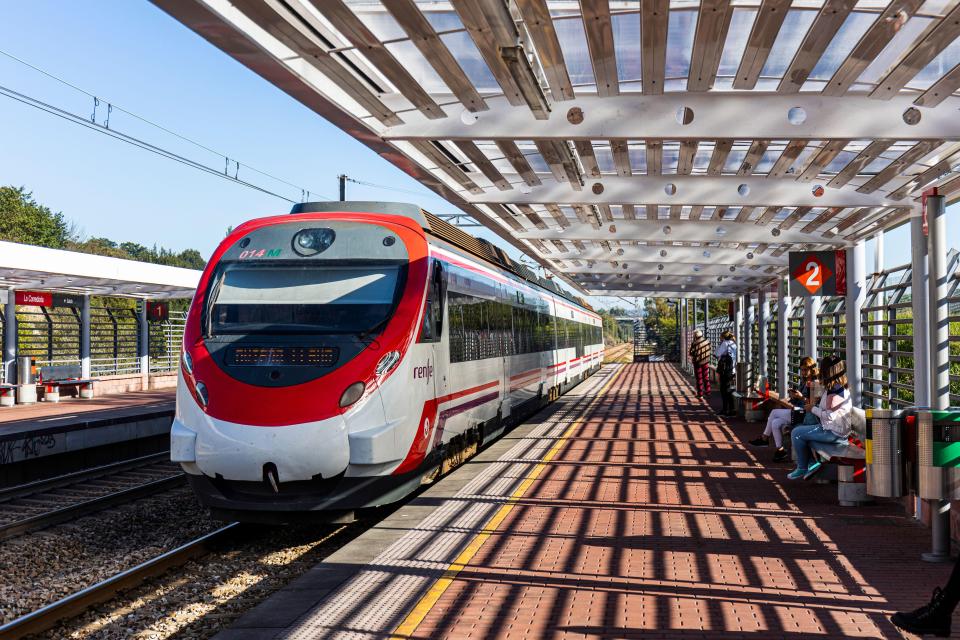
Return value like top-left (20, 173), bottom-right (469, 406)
top-left (338, 174), bottom-right (347, 201)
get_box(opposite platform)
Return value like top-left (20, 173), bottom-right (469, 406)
top-left (217, 363), bottom-right (948, 639)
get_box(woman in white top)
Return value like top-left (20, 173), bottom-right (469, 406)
top-left (787, 355), bottom-right (853, 480)
top-left (716, 330), bottom-right (738, 416)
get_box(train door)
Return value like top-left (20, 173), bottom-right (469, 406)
top-left (500, 283), bottom-right (512, 421)
top-left (420, 260), bottom-right (447, 441)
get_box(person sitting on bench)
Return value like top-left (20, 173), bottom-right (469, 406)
top-left (787, 355), bottom-right (853, 481)
top-left (749, 356), bottom-right (819, 462)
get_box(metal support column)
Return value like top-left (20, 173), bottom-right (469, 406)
top-left (777, 279), bottom-right (790, 393)
top-left (704, 298), bottom-right (710, 332)
top-left (681, 298), bottom-right (689, 372)
top-left (138, 300), bottom-right (149, 389)
top-left (873, 232), bottom-right (886, 403)
top-left (804, 295), bottom-right (821, 360)
top-left (924, 195), bottom-right (951, 562)
top-left (733, 296), bottom-right (745, 360)
top-left (3, 292), bottom-right (16, 384)
top-left (80, 294), bottom-right (91, 379)
top-left (758, 288), bottom-right (768, 384)
top-left (911, 213), bottom-right (930, 408)
top-left (845, 241), bottom-right (866, 406)
top-left (745, 293), bottom-right (755, 380)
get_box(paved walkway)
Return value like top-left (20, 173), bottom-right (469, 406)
top-left (221, 363), bottom-right (953, 639)
top-left (0, 389), bottom-right (174, 429)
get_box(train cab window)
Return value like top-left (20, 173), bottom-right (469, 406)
top-left (207, 264), bottom-right (404, 336)
top-left (420, 261), bottom-right (445, 343)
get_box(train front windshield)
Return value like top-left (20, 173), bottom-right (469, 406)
top-left (208, 264), bottom-right (404, 336)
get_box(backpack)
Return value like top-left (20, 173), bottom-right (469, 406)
top-left (717, 353), bottom-right (733, 377)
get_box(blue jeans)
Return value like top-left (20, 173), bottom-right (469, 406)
top-left (791, 424), bottom-right (845, 471)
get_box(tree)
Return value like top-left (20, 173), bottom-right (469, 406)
top-left (0, 186), bottom-right (71, 248)
top-left (0, 185), bottom-right (207, 270)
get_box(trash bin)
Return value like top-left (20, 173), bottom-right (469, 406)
top-left (917, 409), bottom-right (960, 500)
top-left (16, 356), bottom-right (36, 405)
top-left (866, 408), bottom-right (903, 497)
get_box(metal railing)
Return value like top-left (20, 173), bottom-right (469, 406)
top-left (149, 311), bottom-right (186, 373)
top-left (861, 263), bottom-right (915, 408)
top-left (766, 300), bottom-right (778, 392)
top-left (816, 296), bottom-right (846, 361)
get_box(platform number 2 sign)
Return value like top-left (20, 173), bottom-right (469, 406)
top-left (788, 251), bottom-right (845, 297)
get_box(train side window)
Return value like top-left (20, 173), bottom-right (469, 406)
top-left (420, 261), bottom-right (445, 343)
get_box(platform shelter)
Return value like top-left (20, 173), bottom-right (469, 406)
top-left (0, 240), bottom-right (199, 391)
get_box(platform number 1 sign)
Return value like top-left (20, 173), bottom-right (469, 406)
top-left (788, 250), bottom-right (847, 297)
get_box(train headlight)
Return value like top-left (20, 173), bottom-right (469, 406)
top-left (195, 381), bottom-right (209, 408)
top-left (182, 349), bottom-right (194, 376)
top-left (292, 228), bottom-right (336, 256)
top-left (339, 382), bottom-right (365, 408)
top-left (375, 351), bottom-right (401, 376)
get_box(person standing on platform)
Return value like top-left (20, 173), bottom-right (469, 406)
top-left (716, 330), bottom-right (738, 417)
top-left (892, 559), bottom-right (960, 637)
top-left (688, 329), bottom-right (712, 399)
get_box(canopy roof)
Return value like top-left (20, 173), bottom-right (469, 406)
top-left (0, 241), bottom-right (200, 299)
top-left (154, 0), bottom-right (960, 297)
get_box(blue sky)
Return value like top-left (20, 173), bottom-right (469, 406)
top-left (0, 1), bottom-right (955, 309)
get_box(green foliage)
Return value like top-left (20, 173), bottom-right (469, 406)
top-left (596, 307), bottom-right (631, 345)
top-left (0, 186), bottom-right (71, 248)
top-left (0, 185), bottom-right (205, 269)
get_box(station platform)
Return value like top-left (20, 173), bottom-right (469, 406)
top-left (0, 389), bottom-right (174, 485)
top-left (217, 363), bottom-right (951, 639)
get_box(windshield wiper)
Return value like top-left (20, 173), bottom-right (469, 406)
top-left (355, 317), bottom-right (390, 342)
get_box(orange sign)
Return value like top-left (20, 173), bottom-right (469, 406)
top-left (791, 254), bottom-right (833, 295)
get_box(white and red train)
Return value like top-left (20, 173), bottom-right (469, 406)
top-left (171, 202), bottom-right (603, 522)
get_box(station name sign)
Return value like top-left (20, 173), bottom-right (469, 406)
top-left (14, 291), bottom-right (82, 308)
top-left (788, 250), bottom-right (847, 297)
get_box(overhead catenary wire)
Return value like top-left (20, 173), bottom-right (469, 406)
top-left (0, 84), bottom-right (300, 202)
top-left (0, 48), bottom-right (333, 202)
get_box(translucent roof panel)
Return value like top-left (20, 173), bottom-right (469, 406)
top-left (612, 11), bottom-right (641, 83)
top-left (760, 10), bottom-right (817, 79)
top-left (628, 145), bottom-right (648, 172)
top-left (908, 38), bottom-right (960, 90)
top-left (666, 10), bottom-right (696, 80)
top-left (385, 41), bottom-right (450, 93)
top-left (717, 9), bottom-right (757, 77)
top-left (594, 145), bottom-right (615, 173)
top-left (554, 14), bottom-right (596, 88)
top-left (858, 17), bottom-right (932, 85)
top-left (808, 12), bottom-right (878, 80)
top-left (438, 29), bottom-right (501, 92)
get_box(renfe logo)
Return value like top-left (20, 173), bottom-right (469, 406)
top-left (413, 360), bottom-right (433, 382)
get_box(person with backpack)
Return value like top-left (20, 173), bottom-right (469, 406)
top-left (716, 330), bottom-right (738, 416)
top-left (688, 329), bottom-right (712, 399)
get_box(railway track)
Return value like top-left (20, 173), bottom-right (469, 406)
top-left (0, 452), bottom-right (185, 541)
top-left (0, 523), bottom-right (241, 640)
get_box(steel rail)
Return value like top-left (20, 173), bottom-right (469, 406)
top-left (0, 523), bottom-right (241, 640)
top-left (0, 474), bottom-right (186, 542)
top-left (0, 452), bottom-right (172, 503)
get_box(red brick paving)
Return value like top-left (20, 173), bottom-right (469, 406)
top-left (409, 363), bottom-right (952, 639)
top-left (0, 388), bottom-right (173, 426)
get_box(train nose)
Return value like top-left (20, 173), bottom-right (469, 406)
top-left (174, 383), bottom-right (350, 483)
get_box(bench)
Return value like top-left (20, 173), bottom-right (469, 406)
top-left (37, 364), bottom-right (96, 402)
top-left (808, 406), bottom-right (869, 507)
